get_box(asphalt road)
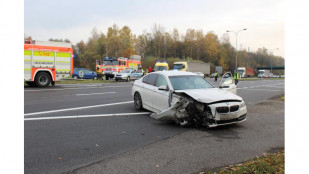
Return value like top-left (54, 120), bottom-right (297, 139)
top-left (24, 78), bottom-right (285, 174)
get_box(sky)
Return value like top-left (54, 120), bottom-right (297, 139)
top-left (24, 0), bottom-right (285, 57)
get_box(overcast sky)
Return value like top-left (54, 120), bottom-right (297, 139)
top-left (24, 0), bottom-right (284, 57)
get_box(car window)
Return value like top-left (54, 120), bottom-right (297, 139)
top-left (142, 75), bottom-right (150, 83)
top-left (83, 70), bottom-right (93, 73)
top-left (156, 75), bottom-right (168, 87)
top-left (169, 75), bottom-right (214, 90)
top-left (146, 74), bottom-right (159, 86)
top-left (222, 77), bottom-right (233, 86)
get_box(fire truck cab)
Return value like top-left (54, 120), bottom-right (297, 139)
top-left (96, 55), bottom-right (142, 80)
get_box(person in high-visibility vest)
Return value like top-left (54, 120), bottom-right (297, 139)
top-left (234, 70), bottom-right (239, 85)
top-left (214, 71), bottom-right (218, 82)
top-left (145, 68), bottom-right (149, 75)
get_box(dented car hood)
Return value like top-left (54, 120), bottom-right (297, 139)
top-left (175, 88), bottom-right (242, 103)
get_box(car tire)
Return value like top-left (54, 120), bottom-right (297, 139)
top-left (115, 79), bottom-right (118, 81)
top-left (126, 76), bottom-right (130, 82)
top-left (34, 72), bottom-right (51, 87)
top-left (73, 75), bottom-right (78, 79)
top-left (134, 92), bottom-right (143, 110)
top-left (93, 76), bottom-right (97, 80)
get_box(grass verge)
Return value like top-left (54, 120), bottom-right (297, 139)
top-left (201, 150), bottom-right (284, 174)
top-left (56, 79), bottom-right (117, 84)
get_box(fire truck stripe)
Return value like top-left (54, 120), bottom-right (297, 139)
top-left (24, 50), bottom-right (31, 56)
top-left (56, 52), bottom-right (71, 57)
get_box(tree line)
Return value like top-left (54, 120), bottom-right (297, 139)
top-left (27, 24), bottom-right (284, 73)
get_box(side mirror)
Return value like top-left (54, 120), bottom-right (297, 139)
top-left (158, 85), bottom-right (168, 91)
top-left (219, 86), bottom-right (229, 88)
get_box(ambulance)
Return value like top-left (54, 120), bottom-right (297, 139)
top-left (24, 40), bottom-right (73, 87)
top-left (154, 61), bottom-right (169, 71)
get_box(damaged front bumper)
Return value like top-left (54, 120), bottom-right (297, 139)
top-left (150, 92), bottom-right (247, 127)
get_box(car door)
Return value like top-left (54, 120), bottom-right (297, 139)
top-left (83, 69), bottom-right (92, 79)
top-left (140, 74), bottom-right (159, 110)
top-left (219, 72), bottom-right (237, 94)
top-left (152, 74), bottom-right (170, 111)
top-left (129, 70), bottom-right (136, 79)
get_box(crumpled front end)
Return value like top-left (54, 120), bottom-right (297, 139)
top-left (150, 92), bottom-right (247, 127)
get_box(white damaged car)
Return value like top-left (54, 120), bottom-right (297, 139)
top-left (131, 71), bottom-right (247, 127)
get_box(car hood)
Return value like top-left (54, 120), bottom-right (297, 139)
top-left (175, 88), bottom-right (242, 103)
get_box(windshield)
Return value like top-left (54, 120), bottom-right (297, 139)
top-left (169, 75), bottom-right (214, 90)
top-left (103, 60), bottom-right (118, 65)
top-left (120, 69), bottom-right (132, 73)
top-left (155, 66), bottom-right (168, 71)
top-left (173, 64), bottom-right (184, 69)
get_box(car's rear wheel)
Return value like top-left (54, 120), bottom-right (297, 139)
top-left (134, 92), bottom-right (143, 110)
top-left (126, 76), bottom-right (130, 82)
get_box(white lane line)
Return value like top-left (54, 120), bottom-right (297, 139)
top-left (24, 101), bottom-right (133, 116)
top-left (24, 86), bottom-right (130, 92)
top-left (24, 112), bottom-right (151, 121)
top-left (75, 92), bottom-right (116, 96)
top-left (237, 88), bottom-right (283, 91)
top-left (264, 86), bottom-right (284, 88)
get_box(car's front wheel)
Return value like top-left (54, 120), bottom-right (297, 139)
top-left (134, 92), bottom-right (143, 110)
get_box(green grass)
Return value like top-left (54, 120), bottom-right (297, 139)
top-left (56, 79), bottom-right (117, 84)
top-left (24, 79), bottom-right (119, 86)
top-left (203, 151), bottom-right (284, 174)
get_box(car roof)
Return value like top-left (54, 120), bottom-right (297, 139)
top-left (152, 70), bottom-right (199, 77)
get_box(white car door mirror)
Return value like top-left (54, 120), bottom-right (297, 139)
top-left (158, 85), bottom-right (168, 91)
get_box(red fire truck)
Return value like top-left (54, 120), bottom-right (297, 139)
top-left (96, 55), bottom-right (142, 80)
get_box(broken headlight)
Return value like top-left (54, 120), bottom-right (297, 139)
top-left (240, 100), bottom-right (246, 108)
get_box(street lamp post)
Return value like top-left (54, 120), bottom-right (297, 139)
top-left (226, 28), bottom-right (247, 71)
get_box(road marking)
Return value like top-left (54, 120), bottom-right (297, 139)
top-left (237, 88), bottom-right (283, 91)
top-left (75, 92), bottom-right (116, 96)
top-left (24, 86), bottom-right (130, 92)
top-left (24, 112), bottom-right (151, 121)
top-left (24, 101), bottom-right (134, 116)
